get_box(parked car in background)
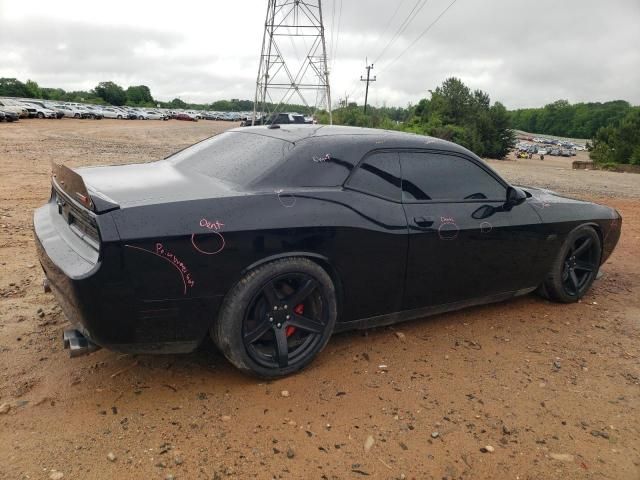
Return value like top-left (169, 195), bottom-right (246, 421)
top-left (83, 106), bottom-right (104, 119)
top-left (144, 111), bottom-right (167, 120)
top-left (53, 105), bottom-right (83, 118)
top-left (560, 149), bottom-right (572, 157)
top-left (0, 99), bottom-right (29, 118)
top-left (99, 107), bottom-right (122, 119)
top-left (241, 112), bottom-right (307, 126)
top-left (174, 112), bottom-right (197, 121)
top-left (0, 109), bottom-right (19, 122)
top-left (22, 102), bottom-right (58, 119)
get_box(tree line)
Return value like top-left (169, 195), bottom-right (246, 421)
top-left (0, 78), bottom-right (310, 113)
top-left (509, 100), bottom-right (634, 139)
top-left (2, 76), bottom-right (637, 163)
top-left (509, 98), bottom-right (639, 165)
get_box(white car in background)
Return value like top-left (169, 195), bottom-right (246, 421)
top-left (100, 107), bottom-right (124, 119)
top-left (143, 110), bottom-right (166, 120)
top-left (52, 105), bottom-right (83, 118)
top-left (22, 102), bottom-right (58, 118)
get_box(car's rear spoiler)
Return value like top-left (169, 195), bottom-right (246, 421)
top-left (51, 162), bottom-right (119, 214)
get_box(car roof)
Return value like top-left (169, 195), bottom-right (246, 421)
top-left (231, 124), bottom-right (475, 158)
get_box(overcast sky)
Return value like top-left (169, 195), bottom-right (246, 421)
top-left (1, 0), bottom-right (639, 109)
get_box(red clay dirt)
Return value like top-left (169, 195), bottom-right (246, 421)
top-left (0, 120), bottom-right (638, 480)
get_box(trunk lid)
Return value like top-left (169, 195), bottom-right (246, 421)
top-left (74, 161), bottom-right (238, 211)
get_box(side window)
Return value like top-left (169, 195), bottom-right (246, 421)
top-left (346, 152), bottom-right (402, 201)
top-left (400, 152), bottom-right (506, 202)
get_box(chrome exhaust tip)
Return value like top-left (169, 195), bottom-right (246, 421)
top-left (62, 329), bottom-right (100, 357)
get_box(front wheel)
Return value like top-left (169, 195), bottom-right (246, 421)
top-left (212, 257), bottom-right (337, 378)
top-left (538, 226), bottom-right (601, 303)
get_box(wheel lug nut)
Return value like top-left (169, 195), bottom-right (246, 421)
top-left (276, 323), bottom-right (282, 328)
top-left (284, 305), bottom-right (288, 309)
top-left (269, 317), bottom-right (273, 322)
top-left (273, 306), bottom-right (278, 310)
top-left (286, 315), bottom-right (290, 320)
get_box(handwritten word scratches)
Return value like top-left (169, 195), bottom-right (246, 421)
top-left (155, 243), bottom-right (195, 289)
top-left (125, 244), bottom-right (194, 295)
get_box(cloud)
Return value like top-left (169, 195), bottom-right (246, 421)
top-left (0, 0), bottom-right (639, 108)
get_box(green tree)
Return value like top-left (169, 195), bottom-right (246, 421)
top-left (404, 77), bottom-right (515, 158)
top-left (169, 98), bottom-right (187, 108)
top-left (591, 107), bottom-right (640, 165)
top-left (0, 78), bottom-right (30, 97)
top-left (93, 81), bottom-right (127, 105)
top-left (126, 85), bottom-right (154, 106)
top-left (24, 79), bottom-right (42, 98)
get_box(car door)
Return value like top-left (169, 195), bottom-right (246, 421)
top-left (341, 151), bottom-right (408, 320)
top-left (400, 150), bottom-right (543, 310)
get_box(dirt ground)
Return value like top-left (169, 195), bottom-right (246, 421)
top-left (0, 120), bottom-right (638, 480)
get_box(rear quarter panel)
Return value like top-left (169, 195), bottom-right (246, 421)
top-left (115, 189), bottom-right (408, 325)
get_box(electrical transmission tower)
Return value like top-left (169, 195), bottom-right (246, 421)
top-left (252, 0), bottom-right (332, 125)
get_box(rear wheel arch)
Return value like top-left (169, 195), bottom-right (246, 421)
top-left (238, 252), bottom-right (344, 317)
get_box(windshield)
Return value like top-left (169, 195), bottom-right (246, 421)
top-left (168, 131), bottom-right (291, 187)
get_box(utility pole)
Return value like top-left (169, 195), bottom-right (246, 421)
top-left (360, 63), bottom-right (376, 114)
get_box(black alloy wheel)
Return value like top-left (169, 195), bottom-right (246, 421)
top-left (561, 233), bottom-right (599, 297)
top-left (538, 225), bottom-right (601, 303)
top-left (212, 257), bottom-right (337, 377)
top-left (243, 273), bottom-right (328, 369)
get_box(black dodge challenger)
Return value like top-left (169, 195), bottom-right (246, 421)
top-left (34, 125), bottom-right (621, 377)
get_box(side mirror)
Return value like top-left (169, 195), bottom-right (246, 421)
top-left (504, 186), bottom-right (526, 210)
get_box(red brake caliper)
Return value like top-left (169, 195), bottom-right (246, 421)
top-left (286, 304), bottom-right (304, 337)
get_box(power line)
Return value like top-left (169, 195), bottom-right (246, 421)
top-left (378, 0), bottom-right (460, 76)
top-left (330, 0), bottom-right (343, 74)
top-left (373, 0), bottom-right (429, 65)
top-left (376, 0), bottom-right (407, 45)
top-left (329, 0), bottom-right (336, 62)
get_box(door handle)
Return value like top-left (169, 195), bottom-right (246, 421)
top-left (413, 216), bottom-right (434, 229)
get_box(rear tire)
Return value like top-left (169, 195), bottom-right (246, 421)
top-left (538, 225), bottom-right (601, 303)
top-left (212, 257), bottom-right (337, 378)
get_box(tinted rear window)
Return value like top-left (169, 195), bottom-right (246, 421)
top-left (168, 132), bottom-right (291, 187)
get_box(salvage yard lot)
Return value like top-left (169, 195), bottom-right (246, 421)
top-left (0, 120), bottom-right (639, 480)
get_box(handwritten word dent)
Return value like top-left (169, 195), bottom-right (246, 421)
top-left (312, 154), bottom-right (332, 163)
top-left (200, 218), bottom-right (224, 231)
top-left (440, 216), bottom-right (455, 223)
top-left (155, 243), bottom-right (195, 289)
